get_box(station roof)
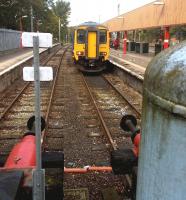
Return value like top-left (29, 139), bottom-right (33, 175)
top-left (103, 0), bottom-right (186, 32)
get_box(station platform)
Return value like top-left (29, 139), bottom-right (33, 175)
top-left (0, 44), bottom-right (60, 93)
top-left (0, 48), bottom-right (45, 75)
top-left (109, 48), bottom-right (154, 77)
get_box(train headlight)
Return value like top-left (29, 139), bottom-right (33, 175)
top-left (76, 51), bottom-right (84, 56)
top-left (100, 52), bottom-right (107, 56)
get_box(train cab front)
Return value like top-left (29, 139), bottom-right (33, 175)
top-left (73, 22), bottom-right (109, 73)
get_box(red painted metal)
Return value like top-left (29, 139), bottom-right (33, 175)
top-left (123, 31), bottom-right (127, 55)
top-left (4, 135), bottom-right (36, 169)
top-left (163, 27), bottom-right (170, 49)
top-left (132, 133), bottom-right (141, 157)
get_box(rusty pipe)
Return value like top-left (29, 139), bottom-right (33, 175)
top-left (64, 166), bottom-right (113, 173)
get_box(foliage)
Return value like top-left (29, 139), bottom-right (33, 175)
top-left (52, 0), bottom-right (71, 42)
top-left (0, 0), bottom-right (71, 42)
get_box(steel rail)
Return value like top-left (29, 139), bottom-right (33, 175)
top-left (42, 46), bottom-right (70, 144)
top-left (102, 75), bottom-right (141, 117)
top-left (81, 74), bottom-right (118, 151)
top-left (0, 46), bottom-right (62, 120)
top-left (0, 82), bottom-right (30, 120)
top-left (82, 74), bottom-right (134, 189)
top-left (102, 75), bottom-right (138, 188)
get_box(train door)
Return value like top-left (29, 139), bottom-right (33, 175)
top-left (88, 32), bottom-right (97, 58)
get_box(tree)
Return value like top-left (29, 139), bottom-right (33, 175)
top-left (0, 0), bottom-right (45, 30)
top-left (52, 0), bottom-right (71, 42)
top-left (0, 0), bottom-right (71, 42)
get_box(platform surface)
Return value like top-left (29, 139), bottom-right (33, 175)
top-left (109, 48), bottom-right (154, 77)
top-left (0, 47), bottom-right (45, 74)
top-left (110, 49), bottom-right (153, 68)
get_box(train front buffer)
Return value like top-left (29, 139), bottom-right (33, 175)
top-left (111, 114), bottom-right (141, 197)
top-left (111, 115), bottom-right (140, 174)
top-left (0, 116), bottom-right (64, 200)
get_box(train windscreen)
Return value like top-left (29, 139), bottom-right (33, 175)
top-left (99, 30), bottom-right (107, 44)
top-left (77, 29), bottom-right (86, 44)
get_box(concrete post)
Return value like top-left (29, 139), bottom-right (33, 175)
top-left (136, 41), bottom-right (186, 200)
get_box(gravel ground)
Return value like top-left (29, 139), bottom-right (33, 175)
top-left (44, 49), bottom-right (143, 200)
top-left (0, 47), bottom-right (143, 200)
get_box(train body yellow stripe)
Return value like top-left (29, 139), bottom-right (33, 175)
top-left (88, 32), bottom-right (97, 58)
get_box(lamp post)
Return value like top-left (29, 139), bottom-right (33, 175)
top-left (31, 5), bottom-right (34, 32)
top-left (153, 1), bottom-right (165, 5)
top-left (59, 17), bottom-right (61, 43)
top-left (36, 20), bottom-right (42, 32)
top-left (19, 15), bottom-right (28, 48)
top-left (19, 15), bottom-right (28, 32)
top-left (117, 3), bottom-right (120, 16)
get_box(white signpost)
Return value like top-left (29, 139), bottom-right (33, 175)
top-left (22, 32), bottom-right (53, 48)
top-left (23, 32), bottom-right (53, 200)
top-left (23, 67), bottom-right (53, 81)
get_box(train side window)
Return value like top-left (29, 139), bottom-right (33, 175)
top-left (77, 30), bottom-right (85, 44)
top-left (99, 30), bottom-right (107, 44)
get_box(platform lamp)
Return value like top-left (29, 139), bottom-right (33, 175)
top-left (153, 0), bottom-right (165, 5)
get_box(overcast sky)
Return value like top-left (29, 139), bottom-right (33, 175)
top-left (65, 0), bottom-right (156, 26)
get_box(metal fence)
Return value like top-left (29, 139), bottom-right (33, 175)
top-left (0, 29), bottom-right (21, 52)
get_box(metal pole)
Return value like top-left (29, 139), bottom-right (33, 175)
top-left (33, 36), bottom-right (45, 200)
top-left (163, 26), bottom-right (170, 49)
top-left (31, 5), bottom-right (34, 32)
top-left (20, 17), bottom-right (23, 48)
top-left (59, 17), bottom-right (61, 43)
top-left (117, 3), bottom-right (120, 16)
top-left (123, 31), bottom-right (127, 55)
top-left (20, 17), bottom-right (23, 32)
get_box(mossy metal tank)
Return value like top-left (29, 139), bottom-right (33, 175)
top-left (137, 41), bottom-right (186, 200)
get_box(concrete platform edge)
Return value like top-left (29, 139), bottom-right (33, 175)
top-left (0, 44), bottom-right (60, 93)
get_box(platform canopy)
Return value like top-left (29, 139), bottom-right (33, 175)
top-left (103, 0), bottom-right (186, 32)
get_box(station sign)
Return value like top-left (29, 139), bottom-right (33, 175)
top-left (23, 67), bottom-right (53, 81)
top-left (22, 32), bottom-right (53, 48)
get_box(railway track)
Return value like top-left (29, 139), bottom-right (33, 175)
top-left (0, 50), bottom-right (59, 121)
top-left (82, 74), bottom-right (141, 149)
top-left (0, 46), bottom-right (68, 159)
top-left (0, 47), bottom-right (143, 199)
top-left (46, 50), bottom-right (142, 199)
